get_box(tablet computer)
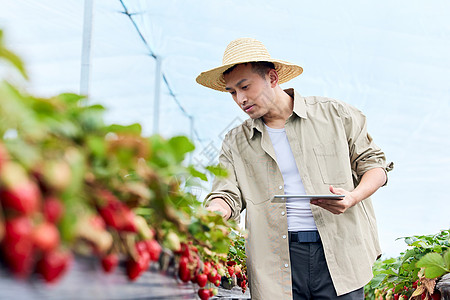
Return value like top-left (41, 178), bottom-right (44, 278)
top-left (271, 195), bottom-right (344, 203)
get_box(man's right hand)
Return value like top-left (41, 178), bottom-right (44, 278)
top-left (206, 198), bottom-right (232, 220)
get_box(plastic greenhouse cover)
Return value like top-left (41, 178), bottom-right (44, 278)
top-left (0, 0), bottom-right (449, 258)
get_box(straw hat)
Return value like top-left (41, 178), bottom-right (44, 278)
top-left (196, 38), bottom-right (303, 92)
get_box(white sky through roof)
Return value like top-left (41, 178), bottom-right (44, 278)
top-left (1, 0), bottom-right (449, 258)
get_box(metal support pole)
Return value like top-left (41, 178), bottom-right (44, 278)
top-left (188, 116), bottom-right (194, 164)
top-left (153, 56), bottom-right (162, 134)
top-left (190, 116), bottom-right (194, 145)
top-left (80, 0), bottom-right (94, 99)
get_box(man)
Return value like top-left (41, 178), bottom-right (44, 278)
top-left (196, 38), bottom-right (393, 300)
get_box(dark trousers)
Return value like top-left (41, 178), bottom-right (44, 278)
top-left (289, 232), bottom-right (364, 300)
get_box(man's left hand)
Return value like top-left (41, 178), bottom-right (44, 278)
top-left (310, 185), bottom-right (358, 215)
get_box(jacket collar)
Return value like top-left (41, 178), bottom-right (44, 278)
top-left (249, 88), bottom-right (307, 139)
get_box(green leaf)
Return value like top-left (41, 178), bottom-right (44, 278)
top-left (107, 123), bottom-right (142, 135)
top-left (78, 105), bottom-right (105, 132)
top-left (0, 47), bottom-right (28, 79)
top-left (403, 237), bottom-right (417, 245)
top-left (416, 252), bottom-right (449, 279)
top-left (406, 261), bottom-right (419, 273)
top-left (402, 249), bottom-right (417, 263)
top-left (168, 136), bottom-right (195, 162)
top-left (58, 93), bottom-right (86, 105)
top-left (433, 245), bottom-right (443, 253)
top-left (86, 136), bottom-right (106, 158)
top-left (134, 207), bottom-right (153, 216)
top-left (53, 119), bottom-right (80, 138)
top-left (206, 164), bottom-right (228, 178)
top-left (188, 166), bottom-right (207, 181)
top-left (212, 239), bottom-right (230, 254)
top-left (444, 249), bottom-right (450, 269)
top-left (394, 282), bottom-right (407, 294)
top-left (387, 275), bottom-right (399, 283)
top-left (3, 139), bottom-right (40, 169)
top-left (381, 258), bottom-right (397, 264)
top-left (370, 274), bottom-right (387, 288)
top-left (411, 240), bottom-right (429, 248)
top-left (379, 269), bottom-right (398, 276)
top-left (188, 222), bottom-right (204, 235)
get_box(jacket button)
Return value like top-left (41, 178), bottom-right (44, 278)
top-left (284, 264), bottom-right (289, 268)
top-left (278, 185), bottom-right (283, 190)
top-left (282, 235), bottom-right (287, 239)
top-left (281, 211), bottom-right (285, 216)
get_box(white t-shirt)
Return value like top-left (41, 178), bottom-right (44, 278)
top-left (264, 124), bottom-right (317, 231)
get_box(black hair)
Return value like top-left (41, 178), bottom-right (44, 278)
top-left (223, 61), bottom-right (275, 79)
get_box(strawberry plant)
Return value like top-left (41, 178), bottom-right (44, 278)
top-left (365, 229), bottom-right (449, 299)
top-left (0, 27), bottom-right (249, 295)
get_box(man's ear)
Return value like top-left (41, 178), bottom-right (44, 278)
top-left (268, 69), bottom-right (279, 88)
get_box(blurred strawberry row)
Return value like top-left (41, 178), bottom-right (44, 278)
top-left (0, 28), bottom-right (247, 299)
top-left (0, 143), bottom-right (71, 282)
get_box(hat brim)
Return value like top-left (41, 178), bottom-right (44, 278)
top-left (196, 59), bottom-right (303, 92)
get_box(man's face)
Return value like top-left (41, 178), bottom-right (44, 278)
top-left (224, 64), bottom-right (276, 119)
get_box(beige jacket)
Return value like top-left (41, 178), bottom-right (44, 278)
top-left (205, 89), bottom-right (393, 299)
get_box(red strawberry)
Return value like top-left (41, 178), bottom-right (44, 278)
top-left (191, 253), bottom-right (201, 275)
top-left (2, 216), bottom-right (32, 242)
top-left (191, 273), bottom-right (198, 284)
top-left (196, 273), bottom-right (208, 288)
top-left (227, 265), bottom-right (235, 277)
top-left (43, 196), bottom-right (64, 224)
top-left (234, 264), bottom-right (242, 276)
top-left (240, 279), bottom-right (247, 290)
top-left (145, 239), bottom-right (162, 262)
top-left (207, 268), bottom-right (217, 283)
top-left (1, 216), bottom-right (34, 278)
top-left (178, 256), bottom-right (190, 282)
top-left (135, 241), bottom-right (148, 255)
top-left (97, 192), bottom-right (137, 232)
top-left (431, 291), bottom-right (441, 300)
top-left (178, 242), bottom-right (191, 260)
top-left (36, 249), bottom-right (72, 283)
top-left (394, 294), bottom-right (399, 300)
top-left (89, 215), bottom-right (106, 230)
top-left (198, 288), bottom-right (211, 300)
top-left (0, 180), bottom-right (41, 215)
top-left (101, 253), bottom-right (119, 273)
top-left (0, 213), bottom-right (4, 242)
top-left (214, 274), bottom-right (221, 287)
top-left (203, 261), bottom-right (211, 275)
top-left (33, 222), bottom-right (60, 252)
top-left (126, 251), bottom-right (150, 281)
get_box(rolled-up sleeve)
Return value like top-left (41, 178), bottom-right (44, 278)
top-left (204, 134), bottom-right (244, 222)
top-left (341, 104), bottom-right (394, 185)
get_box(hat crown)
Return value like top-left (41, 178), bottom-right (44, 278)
top-left (196, 37), bottom-right (303, 92)
top-left (222, 38), bottom-right (272, 65)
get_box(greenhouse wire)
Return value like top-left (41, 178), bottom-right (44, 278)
top-left (118, 0), bottom-right (207, 148)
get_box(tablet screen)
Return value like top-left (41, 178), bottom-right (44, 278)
top-left (271, 195), bottom-right (344, 203)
